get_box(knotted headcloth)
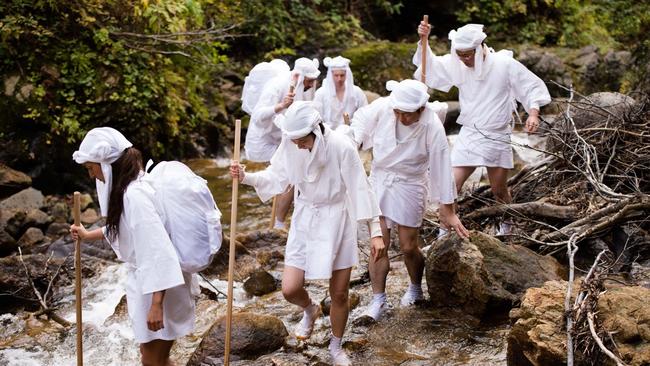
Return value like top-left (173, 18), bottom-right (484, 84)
top-left (386, 79), bottom-right (430, 112)
top-left (448, 24), bottom-right (489, 80)
top-left (72, 127), bottom-right (133, 216)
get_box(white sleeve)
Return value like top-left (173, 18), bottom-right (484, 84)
top-left (340, 142), bottom-right (381, 222)
top-left (509, 59), bottom-right (551, 112)
top-left (427, 122), bottom-right (457, 205)
top-left (354, 86), bottom-right (368, 110)
top-left (412, 41), bottom-right (455, 92)
top-left (125, 187), bottom-right (185, 295)
top-left (242, 140), bottom-right (292, 202)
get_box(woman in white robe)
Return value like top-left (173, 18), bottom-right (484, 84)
top-left (70, 127), bottom-right (194, 366)
top-left (313, 56), bottom-right (367, 129)
top-left (413, 23), bottom-right (551, 234)
top-left (348, 79), bottom-right (469, 321)
top-left (231, 101), bottom-right (384, 366)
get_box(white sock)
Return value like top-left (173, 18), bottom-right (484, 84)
top-left (274, 219), bottom-right (286, 229)
top-left (372, 292), bottom-right (387, 304)
top-left (329, 333), bottom-right (342, 353)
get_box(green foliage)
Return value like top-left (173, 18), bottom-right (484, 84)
top-left (0, 0), bottom-right (228, 178)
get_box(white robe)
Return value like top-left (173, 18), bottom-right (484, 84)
top-left (245, 76), bottom-right (316, 162)
top-left (413, 42), bottom-right (551, 168)
top-left (313, 85), bottom-right (367, 129)
top-left (243, 126), bottom-right (380, 280)
top-left (350, 97), bottom-right (457, 228)
top-left (106, 176), bottom-right (194, 344)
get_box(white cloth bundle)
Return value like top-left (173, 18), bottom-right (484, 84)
top-left (72, 127), bottom-right (133, 216)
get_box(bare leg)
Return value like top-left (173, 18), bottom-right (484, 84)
top-left (281, 265), bottom-right (310, 307)
top-left (486, 167), bottom-right (512, 204)
top-left (397, 225), bottom-right (423, 285)
top-left (329, 268), bottom-right (352, 338)
top-left (276, 186), bottom-right (294, 225)
top-left (368, 217), bottom-right (391, 294)
top-left (140, 339), bottom-right (174, 366)
top-left (453, 166), bottom-right (477, 194)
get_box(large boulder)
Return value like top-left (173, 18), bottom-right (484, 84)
top-left (202, 236), bottom-right (260, 281)
top-left (425, 231), bottom-right (566, 318)
top-left (508, 281), bottom-right (650, 366)
top-left (186, 312), bottom-right (288, 365)
top-left (0, 229), bottom-right (17, 257)
top-left (0, 165), bottom-right (32, 199)
top-left (569, 92), bottom-right (636, 129)
top-left (16, 227), bottom-right (46, 251)
top-left (0, 188), bottom-right (44, 212)
top-left (243, 270), bottom-right (278, 297)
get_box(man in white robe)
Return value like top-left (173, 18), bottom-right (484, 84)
top-left (413, 23), bottom-right (552, 234)
top-left (313, 56), bottom-right (367, 129)
top-left (348, 79), bottom-right (469, 321)
top-left (231, 101), bottom-right (385, 365)
top-left (70, 127), bottom-right (195, 365)
top-left (244, 57), bottom-right (321, 229)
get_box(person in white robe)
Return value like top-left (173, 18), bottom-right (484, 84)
top-left (413, 23), bottom-right (552, 235)
top-left (244, 57), bottom-right (321, 230)
top-left (70, 127), bottom-right (195, 366)
top-left (313, 56), bottom-right (367, 129)
top-left (231, 101), bottom-right (385, 366)
top-left (347, 79), bottom-right (469, 321)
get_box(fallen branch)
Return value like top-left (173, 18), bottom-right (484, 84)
top-left (587, 312), bottom-right (627, 366)
top-left (465, 200), bottom-right (579, 220)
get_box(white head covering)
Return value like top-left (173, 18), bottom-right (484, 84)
top-left (72, 127), bottom-right (133, 216)
top-left (321, 56), bottom-right (355, 123)
top-left (277, 101), bottom-right (321, 139)
top-left (448, 24), bottom-right (490, 80)
top-left (386, 79), bottom-right (429, 112)
top-left (292, 58), bottom-right (320, 100)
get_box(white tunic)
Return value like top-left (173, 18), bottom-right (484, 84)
top-left (313, 85), bottom-right (367, 129)
top-left (106, 176), bottom-right (194, 344)
top-left (350, 97), bottom-right (457, 228)
top-left (243, 127), bottom-right (380, 280)
top-left (413, 43), bottom-right (551, 168)
top-left (245, 76), bottom-right (315, 162)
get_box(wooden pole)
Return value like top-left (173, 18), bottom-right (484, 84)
top-left (73, 192), bottom-right (83, 366)
top-left (343, 112), bottom-right (350, 125)
top-left (420, 15), bottom-right (429, 83)
top-left (224, 119), bottom-right (241, 366)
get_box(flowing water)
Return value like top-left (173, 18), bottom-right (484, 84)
top-left (0, 132), bottom-right (544, 365)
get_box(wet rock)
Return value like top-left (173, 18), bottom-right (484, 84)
top-left (80, 208), bottom-right (99, 225)
top-left (425, 231), bottom-right (566, 318)
top-left (0, 253), bottom-right (103, 313)
top-left (508, 281), bottom-right (650, 366)
top-left (0, 165), bottom-right (32, 199)
top-left (0, 188), bottom-right (44, 212)
top-left (255, 248), bottom-right (284, 269)
top-left (45, 222), bottom-right (70, 238)
top-left (320, 291), bottom-right (360, 316)
top-left (0, 229), bottom-right (17, 257)
top-left (4, 210), bottom-right (27, 238)
top-left (79, 193), bottom-right (94, 211)
top-left (235, 230), bottom-right (287, 250)
top-left (243, 270), bottom-right (278, 296)
top-left (186, 312), bottom-right (288, 365)
top-left (24, 209), bottom-right (53, 230)
top-left (203, 236), bottom-right (260, 281)
top-left (17, 227), bottom-right (45, 250)
top-left (255, 353), bottom-right (312, 365)
top-left (45, 234), bottom-right (116, 261)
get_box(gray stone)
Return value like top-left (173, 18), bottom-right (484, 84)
top-left (46, 222), bottom-right (70, 238)
top-left (24, 209), bottom-right (52, 230)
top-left (0, 229), bottom-right (17, 257)
top-left (17, 227), bottom-right (45, 249)
top-left (0, 188), bottom-right (44, 212)
top-left (0, 165), bottom-right (32, 199)
top-left (243, 270), bottom-right (277, 296)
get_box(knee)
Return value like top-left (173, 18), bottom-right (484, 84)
top-left (330, 289), bottom-right (349, 307)
top-left (281, 284), bottom-right (299, 302)
top-left (401, 241), bottom-right (420, 257)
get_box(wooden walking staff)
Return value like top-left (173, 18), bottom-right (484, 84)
top-left (225, 119), bottom-right (242, 365)
top-left (343, 112), bottom-right (350, 125)
top-left (269, 78), bottom-right (297, 229)
top-left (73, 192), bottom-right (83, 366)
top-left (420, 15), bottom-right (429, 83)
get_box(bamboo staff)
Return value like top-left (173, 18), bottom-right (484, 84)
top-left (224, 119), bottom-right (241, 365)
top-left (269, 79), bottom-right (297, 229)
top-left (73, 192), bottom-right (83, 366)
top-left (420, 15), bottom-right (429, 83)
